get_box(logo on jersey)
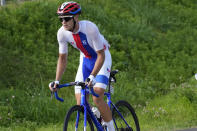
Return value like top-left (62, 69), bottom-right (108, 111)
top-left (82, 40), bottom-right (87, 45)
top-left (107, 68), bottom-right (111, 72)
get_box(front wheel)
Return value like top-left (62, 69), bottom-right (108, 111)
top-left (112, 100), bottom-right (140, 131)
top-left (63, 105), bottom-right (94, 131)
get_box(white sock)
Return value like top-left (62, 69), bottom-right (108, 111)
top-left (105, 120), bottom-right (115, 131)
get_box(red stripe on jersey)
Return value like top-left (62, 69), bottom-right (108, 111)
top-left (72, 34), bottom-right (91, 58)
top-left (104, 44), bottom-right (106, 50)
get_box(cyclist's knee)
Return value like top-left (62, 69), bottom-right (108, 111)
top-left (92, 87), bottom-right (105, 106)
top-left (94, 87), bottom-right (105, 95)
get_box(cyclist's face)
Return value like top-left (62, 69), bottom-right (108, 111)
top-left (60, 17), bottom-right (74, 31)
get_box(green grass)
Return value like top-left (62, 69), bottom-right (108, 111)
top-left (1, 77), bottom-right (196, 131)
top-left (137, 77), bottom-right (197, 131)
top-left (0, 0), bottom-right (197, 130)
top-left (0, 123), bottom-right (63, 131)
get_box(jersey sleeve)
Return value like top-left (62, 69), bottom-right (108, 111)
top-left (57, 28), bottom-right (68, 54)
top-left (86, 22), bottom-right (104, 51)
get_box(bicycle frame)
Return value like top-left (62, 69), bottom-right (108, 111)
top-left (53, 82), bottom-right (104, 131)
top-left (52, 70), bottom-right (132, 130)
top-left (104, 92), bottom-right (131, 130)
top-left (78, 87), bottom-right (131, 131)
top-left (72, 85), bottom-right (131, 131)
top-left (79, 86), bottom-right (103, 131)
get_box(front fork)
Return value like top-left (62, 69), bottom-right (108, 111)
top-left (75, 105), bottom-right (88, 131)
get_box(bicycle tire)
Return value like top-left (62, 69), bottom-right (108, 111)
top-left (112, 100), bottom-right (140, 131)
top-left (63, 105), bottom-right (94, 131)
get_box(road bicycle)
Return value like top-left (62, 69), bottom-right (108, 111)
top-left (52, 70), bottom-right (140, 131)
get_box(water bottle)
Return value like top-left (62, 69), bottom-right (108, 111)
top-left (92, 107), bottom-right (100, 118)
top-left (92, 107), bottom-right (102, 123)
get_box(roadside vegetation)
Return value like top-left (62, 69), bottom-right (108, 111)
top-left (0, 0), bottom-right (197, 130)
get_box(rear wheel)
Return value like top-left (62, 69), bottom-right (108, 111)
top-left (112, 100), bottom-right (140, 131)
top-left (63, 105), bottom-right (94, 131)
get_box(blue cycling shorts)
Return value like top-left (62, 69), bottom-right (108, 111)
top-left (75, 50), bottom-right (112, 94)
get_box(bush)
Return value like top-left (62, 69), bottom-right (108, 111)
top-left (0, 0), bottom-right (196, 128)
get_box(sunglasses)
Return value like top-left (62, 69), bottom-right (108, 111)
top-left (59, 17), bottom-right (73, 22)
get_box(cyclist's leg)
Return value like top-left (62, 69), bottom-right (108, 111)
top-left (93, 50), bottom-right (115, 130)
top-left (92, 87), bottom-right (111, 121)
top-left (93, 50), bottom-right (112, 122)
top-left (75, 53), bottom-right (92, 105)
top-left (75, 65), bottom-right (90, 105)
top-left (92, 86), bottom-right (115, 131)
top-left (75, 93), bottom-right (90, 105)
top-left (75, 53), bottom-right (84, 105)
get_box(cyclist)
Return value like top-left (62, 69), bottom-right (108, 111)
top-left (49, 1), bottom-right (115, 130)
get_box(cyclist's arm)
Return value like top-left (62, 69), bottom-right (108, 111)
top-left (56, 27), bottom-right (69, 82)
top-left (86, 22), bottom-right (106, 77)
top-left (55, 53), bottom-right (67, 81)
top-left (90, 49), bottom-right (105, 77)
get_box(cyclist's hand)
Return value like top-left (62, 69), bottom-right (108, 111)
top-left (49, 81), bottom-right (59, 92)
top-left (86, 75), bottom-right (96, 87)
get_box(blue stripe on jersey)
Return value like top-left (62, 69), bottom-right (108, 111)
top-left (78, 32), bottom-right (97, 58)
top-left (95, 75), bottom-right (109, 85)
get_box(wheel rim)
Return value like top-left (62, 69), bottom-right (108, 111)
top-left (113, 102), bottom-right (139, 131)
top-left (64, 106), bottom-right (94, 131)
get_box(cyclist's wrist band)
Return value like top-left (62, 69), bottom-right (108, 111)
top-left (88, 75), bottom-right (95, 81)
top-left (55, 81), bottom-right (60, 84)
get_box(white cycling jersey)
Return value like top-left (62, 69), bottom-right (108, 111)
top-left (57, 20), bottom-right (110, 57)
top-left (57, 20), bottom-right (112, 94)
